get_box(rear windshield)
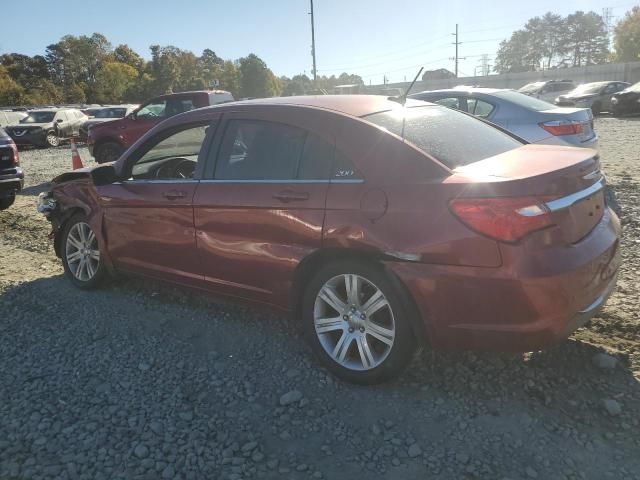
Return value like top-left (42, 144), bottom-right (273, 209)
top-left (518, 82), bottom-right (545, 94)
top-left (492, 90), bottom-right (556, 111)
top-left (364, 106), bottom-right (522, 169)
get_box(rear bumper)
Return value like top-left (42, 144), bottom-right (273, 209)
top-left (535, 134), bottom-right (599, 150)
top-left (386, 208), bottom-right (621, 352)
top-left (0, 168), bottom-right (24, 198)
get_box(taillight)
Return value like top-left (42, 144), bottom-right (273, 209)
top-left (539, 120), bottom-right (583, 136)
top-left (10, 140), bottom-right (19, 166)
top-left (449, 197), bottom-right (556, 243)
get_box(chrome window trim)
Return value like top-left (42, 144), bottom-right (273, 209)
top-left (545, 178), bottom-right (605, 212)
top-left (112, 179), bottom-right (199, 185)
top-left (198, 179), bottom-right (364, 184)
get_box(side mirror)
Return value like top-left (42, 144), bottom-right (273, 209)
top-left (56, 118), bottom-right (63, 123)
top-left (128, 112), bottom-right (137, 120)
top-left (91, 164), bottom-right (120, 186)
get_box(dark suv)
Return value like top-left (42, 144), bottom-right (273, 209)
top-left (0, 128), bottom-right (23, 210)
top-left (88, 90), bottom-right (234, 163)
top-left (5, 108), bottom-right (88, 148)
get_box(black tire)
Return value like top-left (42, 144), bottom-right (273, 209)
top-left (302, 260), bottom-right (416, 384)
top-left (0, 195), bottom-right (15, 210)
top-left (591, 102), bottom-right (601, 116)
top-left (95, 141), bottom-right (124, 164)
top-left (61, 213), bottom-right (107, 289)
top-left (45, 131), bottom-right (60, 147)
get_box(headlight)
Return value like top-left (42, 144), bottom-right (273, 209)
top-left (37, 192), bottom-right (57, 216)
top-left (611, 97), bottom-right (618, 104)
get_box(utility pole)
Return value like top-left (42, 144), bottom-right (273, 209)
top-left (309, 0), bottom-right (317, 83)
top-left (480, 54), bottom-right (489, 76)
top-left (602, 7), bottom-right (613, 50)
top-left (450, 24), bottom-right (465, 78)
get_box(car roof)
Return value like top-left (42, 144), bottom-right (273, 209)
top-left (213, 95), bottom-right (428, 118)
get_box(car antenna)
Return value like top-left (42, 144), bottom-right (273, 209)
top-left (390, 67), bottom-right (424, 105)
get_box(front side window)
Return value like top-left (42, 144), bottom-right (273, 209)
top-left (166, 98), bottom-right (195, 117)
top-left (22, 111), bottom-right (55, 123)
top-left (434, 97), bottom-right (462, 110)
top-left (130, 124), bottom-right (210, 180)
top-left (364, 106), bottom-right (522, 169)
top-left (136, 100), bottom-right (167, 119)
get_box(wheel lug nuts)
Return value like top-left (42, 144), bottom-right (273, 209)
top-left (359, 327), bottom-right (365, 333)
top-left (350, 306), bottom-right (356, 312)
top-left (348, 327), bottom-right (354, 333)
top-left (343, 315), bottom-right (349, 321)
top-left (360, 313), bottom-right (366, 320)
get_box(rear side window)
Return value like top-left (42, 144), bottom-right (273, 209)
top-left (364, 106), bottom-right (522, 169)
top-left (215, 120), bottom-right (306, 180)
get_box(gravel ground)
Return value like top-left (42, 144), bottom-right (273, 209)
top-left (1, 119), bottom-right (639, 480)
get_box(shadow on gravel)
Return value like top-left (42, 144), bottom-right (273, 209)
top-left (20, 182), bottom-right (51, 197)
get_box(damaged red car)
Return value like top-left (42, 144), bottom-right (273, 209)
top-left (38, 95), bottom-right (620, 384)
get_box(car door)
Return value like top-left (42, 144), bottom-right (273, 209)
top-left (96, 120), bottom-right (217, 287)
top-left (120, 98), bottom-right (168, 147)
top-left (54, 111), bottom-right (71, 137)
top-left (601, 83), bottom-right (620, 111)
top-left (193, 110), bottom-right (333, 307)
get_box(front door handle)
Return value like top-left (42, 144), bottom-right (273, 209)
top-left (163, 190), bottom-right (187, 200)
top-left (273, 190), bottom-right (309, 203)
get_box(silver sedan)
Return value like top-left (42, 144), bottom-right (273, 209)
top-left (409, 87), bottom-right (598, 149)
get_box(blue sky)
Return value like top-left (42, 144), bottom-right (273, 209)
top-left (0, 0), bottom-right (637, 85)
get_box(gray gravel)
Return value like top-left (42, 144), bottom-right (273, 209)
top-left (1, 120), bottom-right (639, 479)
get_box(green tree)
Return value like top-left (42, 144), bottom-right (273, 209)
top-left (614, 6), bottom-right (640, 62)
top-left (113, 44), bottom-right (145, 73)
top-left (0, 53), bottom-right (50, 90)
top-left (94, 61), bottom-right (138, 103)
top-left (0, 65), bottom-right (25, 106)
top-left (564, 11), bottom-right (610, 66)
top-left (238, 54), bottom-right (279, 98)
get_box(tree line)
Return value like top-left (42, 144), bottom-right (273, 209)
top-left (0, 33), bottom-right (364, 106)
top-left (495, 7), bottom-right (640, 74)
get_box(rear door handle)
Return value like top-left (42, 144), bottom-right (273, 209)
top-left (273, 190), bottom-right (309, 203)
top-left (163, 190), bottom-right (187, 200)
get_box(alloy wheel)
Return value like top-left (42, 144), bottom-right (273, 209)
top-left (47, 133), bottom-right (59, 147)
top-left (313, 274), bottom-right (395, 371)
top-left (65, 222), bottom-right (100, 282)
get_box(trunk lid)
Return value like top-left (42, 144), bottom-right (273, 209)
top-left (447, 144), bottom-right (605, 244)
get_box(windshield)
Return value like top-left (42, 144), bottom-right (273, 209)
top-left (94, 108), bottom-right (127, 119)
top-left (518, 82), bottom-right (545, 94)
top-left (364, 106), bottom-right (522, 169)
top-left (571, 83), bottom-right (606, 95)
top-left (21, 112), bottom-right (56, 123)
top-left (628, 82), bottom-right (640, 93)
top-left (493, 90), bottom-right (557, 111)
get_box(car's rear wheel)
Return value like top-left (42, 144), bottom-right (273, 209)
top-left (95, 141), bottom-right (124, 164)
top-left (46, 131), bottom-right (60, 147)
top-left (302, 260), bottom-right (416, 384)
top-left (61, 214), bottom-right (106, 289)
top-left (0, 195), bottom-right (15, 210)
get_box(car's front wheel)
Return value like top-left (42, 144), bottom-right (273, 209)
top-left (95, 141), bottom-right (124, 164)
top-left (303, 261), bottom-right (416, 384)
top-left (46, 131), bottom-right (60, 147)
top-left (61, 214), bottom-right (106, 289)
top-left (0, 195), bottom-right (15, 210)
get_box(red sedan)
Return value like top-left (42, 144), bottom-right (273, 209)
top-left (39, 96), bottom-right (620, 384)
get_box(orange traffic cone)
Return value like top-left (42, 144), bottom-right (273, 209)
top-left (70, 138), bottom-right (84, 170)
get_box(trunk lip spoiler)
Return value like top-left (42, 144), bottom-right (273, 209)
top-left (545, 177), bottom-right (605, 212)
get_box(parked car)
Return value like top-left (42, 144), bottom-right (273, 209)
top-left (409, 87), bottom-right (597, 149)
top-left (518, 80), bottom-right (575, 102)
top-left (79, 105), bottom-right (139, 141)
top-left (610, 81), bottom-right (640, 116)
top-left (5, 108), bottom-right (88, 147)
top-left (0, 110), bottom-right (27, 128)
top-left (0, 128), bottom-right (23, 210)
top-left (554, 81), bottom-right (630, 115)
top-left (39, 95), bottom-right (620, 383)
top-left (81, 106), bottom-right (106, 117)
top-left (88, 90), bottom-right (234, 163)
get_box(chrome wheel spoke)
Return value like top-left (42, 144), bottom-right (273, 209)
top-left (366, 320), bottom-right (395, 346)
top-left (332, 332), bottom-right (353, 363)
top-left (66, 222), bottom-right (99, 282)
top-left (67, 234), bottom-right (83, 250)
top-left (89, 250), bottom-right (100, 261)
top-left (319, 286), bottom-right (347, 314)
top-left (86, 258), bottom-right (96, 278)
top-left (362, 290), bottom-right (388, 317)
top-left (315, 316), bottom-right (344, 334)
top-left (66, 250), bottom-right (83, 262)
top-left (344, 274), bottom-right (359, 306)
top-left (356, 336), bottom-right (376, 369)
